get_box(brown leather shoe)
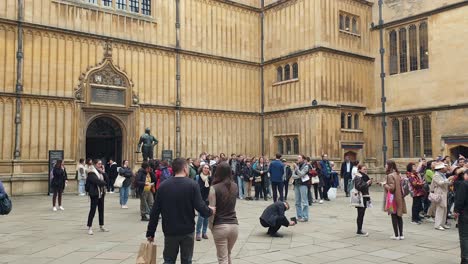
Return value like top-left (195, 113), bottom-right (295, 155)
top-left (202, 234), bottom-right (209, 239)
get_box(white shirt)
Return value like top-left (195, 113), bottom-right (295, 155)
top-left (346, 162), bottom-right (351, 173)
top-left (351, 166), bottom-right (358, 180)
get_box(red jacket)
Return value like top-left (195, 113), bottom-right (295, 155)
top-left (155, 167), bottom-right (173, 190)
top-left (407, 171), bottom-right (426, 197)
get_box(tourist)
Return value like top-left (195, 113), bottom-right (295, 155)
top-left (0, 180), bottom-right (5, 198)
top-left (260, 201), bottom-right (296, 237)
top-left (407, 162), bottom-right (425, 224)
top-left (51, 160), bottom-right (68, 211)
top-left (432, 162), bottom-right (454, 230)
top-left (282, 159), bottom-right (292, 201)
top-left (341, 155), bottom-right (353, 197)
top-left (77, 158), bottom-right (86, 196)
top-left (351, 160), bottom-right (359, 179)
top-left (187, 158), bottom-right (197, 180)
top-left (118, 160), bottom-right (133, 209)
top-left (319, 154), bottom-right (332, 201)
top-left (354, 165), bottom-right (372, 237)
top-left (292, 155), bottom-right (310, 222)
top-left (425, 161), bottom-right (436, 220)
top-left (208, 162), bottom-right (239, 264)
top-left (86, 159), bottom-right (109, 235)
top-left (330, 161), bottom-right (340, 190)
top-left (107, 159), bottom-right (118, 193)
top-left (229, 154), bottom-right (239, 195)
top-left (269, 154), bottom-right (285, 202)
top-left (235, 155), bottom-right (246, 199)
top-left (311, 161), bottom-right (323, 203)
top-left (137, 161), bottom-right (156, 221)
top-left (254, 157), bottom-right (269, 201)
top-left (157, 160), bottom-right (173, 186)
top-left (242, 159), bottom-right (254, 200)
top-left (195, 164), bottom-right (212, 241)
top-left (146, 158), bottom-right (215, 264)
top-left (306, 157), bottom-right (313, 205)
top-left (383, 160), bottom-right (406, 240)
top-left (454, 169), bottom-right (468, 264)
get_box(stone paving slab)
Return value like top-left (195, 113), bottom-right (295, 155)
top-left (0, 187), bottom-right (461, 263)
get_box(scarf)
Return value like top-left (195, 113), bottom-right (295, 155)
top-left (200, 172), bottom-right (210, 188)
top-left (88, 165), bottom-right (104, 198)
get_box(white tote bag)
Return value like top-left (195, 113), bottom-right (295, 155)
top-left (114, 167), bottom-right (125, 188)
top-left (327, 187), bottom-right (337, 200)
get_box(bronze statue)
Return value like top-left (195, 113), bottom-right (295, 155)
top-left (137, 128), bottom-right (159, 161)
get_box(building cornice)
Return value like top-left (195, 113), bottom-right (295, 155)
top-left (366, 102), bottom-right (468, 116)
top-left (264, 104), bottom-right (367, 115)
top-left (373, 0), bottom-right (468, 30)
top-left (264, 0), bottom-right (373, 11)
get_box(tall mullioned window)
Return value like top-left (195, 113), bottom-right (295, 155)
top-left (129, 0), bottom-right (139, 12)
top-left (341, 113), bottom-right (346, 129)
top-left (117, 0), bottom-right (126, 9)
top-left (389, 21), bottom-right (429, 75)
top-left (103, 0), bottom-right (112, 7)
top-left (292, 63), bottom-right (298, 79)
top-left (392, 116), bottom-right (432, 158)
top-left (276, 66), bottom-right (283, 82)
top-left (284, 65), bottom-right (291, 80)
top-left (276, 136), bottom-right (299, 155)
top-left (141, 0), bottom-right (151, 15)
top-left (277, 139), bottom-right (284, 154)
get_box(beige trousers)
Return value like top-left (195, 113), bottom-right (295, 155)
top-left (434, 205), bottom-right (447, 228)
top-left (212, 224), bottom-right (239, 264)
top-left (243, 181), bottom-right (252, 198)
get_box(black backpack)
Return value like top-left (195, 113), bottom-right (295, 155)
top-left (0, 194), bottom-right (12, 215)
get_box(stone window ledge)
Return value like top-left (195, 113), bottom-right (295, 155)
top-left (341, 128), bottom-right (363, 133)
top-left (339, 30), bottom-right (361, 38)
top-left (273, 78), bottom-right (299, 87)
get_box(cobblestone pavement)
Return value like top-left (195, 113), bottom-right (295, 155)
top-left (0, 187), bottom-right (460, 264)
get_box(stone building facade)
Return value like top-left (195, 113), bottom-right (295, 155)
top-left (0, 0), bottom-right (467, 194)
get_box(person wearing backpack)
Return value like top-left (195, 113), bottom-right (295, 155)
top-left (406, 162), bottom-right (426, 225)
top-left (0, 180), bottom-right (12, 215)
top-left (157, 160), bottom-right (173, 188)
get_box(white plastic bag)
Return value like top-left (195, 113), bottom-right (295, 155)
top-left (327, 187), bottom-right (337, 200)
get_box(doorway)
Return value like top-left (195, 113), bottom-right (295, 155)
top-left (344, 151), bottom-right (358, 162)
top-left (450, 145), bottom-right (468, 161)
top-left (86, 117), bottom-right (123, 165)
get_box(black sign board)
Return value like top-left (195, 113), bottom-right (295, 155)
top-left (91, 86), bottom-right (125, 106)
top-left (161, 150), bottom-right (173, 164)
top-left (48, 150), bottom-right (64, 195)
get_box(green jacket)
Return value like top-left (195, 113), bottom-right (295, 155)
top-left (424, 169), bottom-right (434, 184)
top-left (189, 165), bottom-right (197, 180)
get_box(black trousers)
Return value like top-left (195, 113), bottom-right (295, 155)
top-left (87, 196), bottom-right (105, 227)
top-left (459, 215), bottom-right (468, 264)
top-left (412, 196), bottom-right (423, 222)
top-left (344, 174), bottom-right (352, 195)
top-left (260, 217), bottom-right (288, 235)
top-left (357, 207), bottom-right (366, 232)
top-left (271, 182), bottom-right (284, 202)
top-left (163, 233), bottom-right (194, 264)
top-left (322, 177), bottom-right (331, 199)
top-left (107, 177), bottom-right (116, 192)
top-left (255, 183), bottom-right (267, 199)
top-left (313, 184), bottom-right (322, 200)
top-left (284, 180), bottom-right (290, 200)
top-left (391, 214), bottom-right (403, 237)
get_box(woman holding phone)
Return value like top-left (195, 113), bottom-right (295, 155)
top-left (353, 165), bottom-right (372, 237)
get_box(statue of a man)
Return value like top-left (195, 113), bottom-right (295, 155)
top-left (137, 128), bottom-right (159, 161)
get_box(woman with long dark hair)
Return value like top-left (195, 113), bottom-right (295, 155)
top-left (354, 165), bottom-right (372, 236)
top-left (407, 162), bottom-right (425, 224)
top-left (196, 164), bottom-right (212, 241)
top-left (254, 157), bottom-right (269, 201)
top-left (86, 159), bottom-right (109, 235)
top-left (118, 160), bottom-right (133, 209)
top-left (51, 160), bottom-right (68, 211)
top-left (383, 160), bottom-right (407, 240)
top-left (209, 162), bottom-right (239, 264)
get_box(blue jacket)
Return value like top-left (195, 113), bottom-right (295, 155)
top-left (319, 160), bottom-right (331, 179)
top-left (268, 160), bottom-right (285, 183)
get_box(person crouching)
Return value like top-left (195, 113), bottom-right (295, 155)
top-left (259, 201), bottom-right (296, 237)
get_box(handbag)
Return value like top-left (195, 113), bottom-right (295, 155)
top-left (0, 194), bottom-right (12, 215)
top-left (311, 176), bottom-right (320, 184)
top-left (254, 176), bottom-right (262, 183)
top-left (136, 242), bottom-right (157, 264)
top-left (350, 188), bottom-right (364, 207)
top-left (327, 187), bottom-right (337, 200)
top-left (114, 175), bottom-right (126, 188)
top-left (428, 192), bottom-right (441, 203)
top-left (385, 191), bottom-right (397, 214)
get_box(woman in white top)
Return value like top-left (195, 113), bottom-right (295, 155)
top-left (351, 161), bottom-right (359, 180)
top-left (77, 159), bottom-right (86, 196)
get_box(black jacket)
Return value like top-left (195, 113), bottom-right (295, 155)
top-left (118, 167), bottom-right (133, 187)
top-left (196, 175), bottom-right (212, 204)
top-left (285, 166), bottom-right (293, 182)
top-left (51, 167), bottom-right (68, 191)
top-left (108, 163), bottom-right (118, 179)
top-left (137, 168), bottom-right (156, 193)
top-left (354, 173), bottom-right (371, 196)
top-left (340, 161), bottom-right (352, 178)
top-left (455, 180), bottom-right (468, 218)
top-left (259, 201), bottom-right (290, 227)
top-left (86, 172), bottom-right (107, 198)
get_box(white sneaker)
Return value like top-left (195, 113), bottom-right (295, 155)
top-left (122, 205), bottom-right (128, 209)
top-left (319, 200), bottom-right (324, 204)
top-left (390, 236), bottom-right (400, 240)
top-left (109, 191), bottom-right (114, 194)
top-left (442, 225), bottom-right (451, 229)
top-left (79, 193), bottom-right (86, 196)
top-left (427, 218), bottom-right (435, 223)
top-left (53, 207), bottom-right (57, 212)
top-left (59, 206), bottom-right (64, 211)
top-left (100, 226), bottom-right (109, 232)
top-left (88, 228), bottom-right (93, 235)
top-left (399, 236), bottom-right (405, 240)
top-left (435, 226), bottom-right (445, 231)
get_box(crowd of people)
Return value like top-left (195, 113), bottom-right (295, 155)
top-left (2, 151), bottom-right (467, 263)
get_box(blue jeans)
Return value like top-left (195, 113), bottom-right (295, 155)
top-left (78, 179), bottom-right (86, 195)
top-left (120, 186), bottom-right (130, 206)
top-left (294, 185), bottom-right (309, 220)
top-left (237, 176), bottom-right (245, 198)
top-left (196, 215), bottom-right (209, 235)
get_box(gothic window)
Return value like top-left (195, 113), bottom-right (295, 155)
top-left (339, 14), bottom-right (344, 30)
top-left (277, 138), bottom-right (284, 155)
top-left (341, 113), bottom-right (346, 129)
top-left (409, 25), bottom-right (418, 71)
top-left (389, 30), bottom-right (398, 75)
top-left (352, 18), bottom-right (358, 33)
top-left (402, 118), bottom-right (410, 157)
top-left (420, 22), bottom-right (429, 69)
top-left (292, 63), bottom-right (298, 79)
top-left (141, 0), bottom-right (151, 15)
top-left (412, 117), bottom-right (421, 157)
top-left (423, 116), bottom-right (432, 156)
top-left (392, 119), bottom-right (400, 158)
top-left (103, 0), bottom-right (112, 7)
top-left (345, 16), bottom-right (350, 31)
top-left (88, 0), bottom-right (97, 3)
top-left (276, 66), bottom-right (283, 82)
top-left (354, 114), bottom-right (359, 129)
top-left (117, 0), bottom-right (126, 9)
top-left (293, 138), bottom-right (299, 155)
top-left (347, 113), bottom-right (352, 129)
top-left (129, 0), bottom-right (139, 12)
top-left (286, 139), bottom-right (292, 155)
top-left (399, 28), bottom-right (408, 73)
top-left (284, 65), bottom-right (291, 80)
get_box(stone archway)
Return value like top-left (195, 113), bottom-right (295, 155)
top-left (86, 116), bottom-right (123, 165)
top-left (450, 145), bottom-right (468, 161)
